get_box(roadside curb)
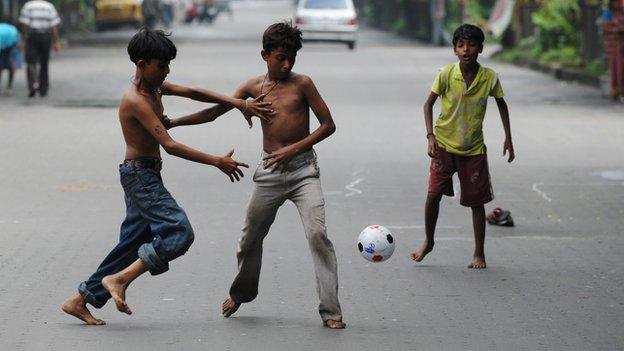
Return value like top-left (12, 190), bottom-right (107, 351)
top-left (499, 55), bottom-right (608, 92)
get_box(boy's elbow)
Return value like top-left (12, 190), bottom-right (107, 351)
top-left (162, 141), bottom-right (179, 155)
top-left (326, 121), bottom-right (336, 135)
top-left (188, 88), bottom-right (201, 100)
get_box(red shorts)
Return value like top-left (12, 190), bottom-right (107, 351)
top-left (428, 147), bottom-right (494, 207)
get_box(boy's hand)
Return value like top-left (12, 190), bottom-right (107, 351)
top-left (161, 115), bottom-right (174, 129)
top-left (263, 145), bottom-right (299, 171)
top-left (503, 139), bottom-right (515, 163)
top-left (427, 136), bottom-right (438, 158)
top-left (217, 149), bottom-right (249, 182)
top-left (239, 93), bottom-right (275, 128)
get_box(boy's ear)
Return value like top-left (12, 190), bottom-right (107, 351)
top-left (137, 59), bottom-right (147, 69)
top-left (479, 45), bottom-right (483, 53)
top-left (261, 50), bottom-right (268, 61)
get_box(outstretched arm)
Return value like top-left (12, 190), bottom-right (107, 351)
top-left (131, 98), bottom-right (249, 182)
top-left (162, 81), bottom-right (273, 126)
top-left (166, 80), bottom-right (273, 128)
top-left (161, 81), bottom-right (244, 106)
top-left (263, 76), bottom-right (335, 169)
top-left (495, 97), bottom-right (514, 162)
top-left (166, 104), bottom-right (235, 128)
top-left (424, 91), bottom-right (439, 158)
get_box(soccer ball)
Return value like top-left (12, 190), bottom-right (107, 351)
top-left (357, 225), bottom-right (395, 262)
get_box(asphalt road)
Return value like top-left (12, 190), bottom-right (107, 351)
top-left (1, 1), bottom-right (623, 350)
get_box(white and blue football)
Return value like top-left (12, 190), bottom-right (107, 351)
top-left (357, 225), bottom-right (395, 262)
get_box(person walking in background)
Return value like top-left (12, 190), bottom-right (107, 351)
top-left (0, 17), bottom-right (23, 96)
top-left (430, 0), bottom-right (449, 46)
top-left (142, 0), bottom-right (163, 29)
top-left (19, 0), bottom-right (61, 98)
top-left (161, 0), bottom-right (175, 28)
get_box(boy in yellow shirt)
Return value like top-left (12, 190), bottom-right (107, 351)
top-left (411, 24), bottom-right (515, 269)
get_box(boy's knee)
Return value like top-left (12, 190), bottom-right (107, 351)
top-left (237, 232), bottom-right (262, 254)
top-left (308, 228), bottom-right (331, 250)
top-left (181, 225), bottom-right (194, 250)
top-left (184, 229), bottom-right (195, 247)
top-left (172, 222), bottom-right (194, 255)
top-left (426, 192), bottom-right (443, 203)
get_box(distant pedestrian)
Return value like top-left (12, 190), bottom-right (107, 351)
top-left (430, 0), bottom-right (449, 46)
top-left (19, 0), bottom-right (61, 97)
top-left (411, 24), bottom-right (515, 269)
top-left (142, 0), bottom-right (162, 29)
top-left (60, 28), bottom-right (272, 325)
top-left (167, 21), bottom-right (346, 329)
top-left (161, 0), bottom-right (175, 28)
top-left (0, 18), bottom-right (23, 96)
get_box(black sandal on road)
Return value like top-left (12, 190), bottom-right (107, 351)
top-left (487, 207), bottom-right (514, 227)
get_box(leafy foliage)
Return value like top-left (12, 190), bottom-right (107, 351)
top-left (531, 0), bottom-right (581, 53)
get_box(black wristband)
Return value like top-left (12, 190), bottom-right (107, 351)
top-left (426, 133), bottom-right (435, 139)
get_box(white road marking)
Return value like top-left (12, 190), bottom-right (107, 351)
top-left (532, 182), bottom-right (552, 202)
top-left (386, 225), bottom-right (461, 230)
top-left (503, 236), bottom-right (583, 241)
top-left (435, 235), bottom-right (586, 241)
top-left (599, 170), bottom-right (624, 181)
top-left (435, 237), bottom-right (472, 241)
top-left (345, 178), bottom-right (364, 197)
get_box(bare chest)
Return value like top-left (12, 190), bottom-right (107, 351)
top-left (257, 81), bottom-right (305, 116)
top-left (149, 93), bottom-right (165, 118)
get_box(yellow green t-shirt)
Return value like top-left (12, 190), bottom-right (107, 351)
top-left (431, 62), bottom-right (504, 156)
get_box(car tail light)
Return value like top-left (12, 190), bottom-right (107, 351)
top-left (346, 18), bottom-right (357, 25)
top-left (296, 16), bottom-right (305, 25)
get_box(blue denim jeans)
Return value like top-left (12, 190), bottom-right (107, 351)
top-left (79, 159), bottom-right (194, 308)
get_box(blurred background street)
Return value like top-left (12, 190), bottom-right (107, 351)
top-left (1, 0), bottom-right (623, 350)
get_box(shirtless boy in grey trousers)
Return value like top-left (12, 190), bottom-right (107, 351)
top-left (168, 22), bottom-right (345, 329)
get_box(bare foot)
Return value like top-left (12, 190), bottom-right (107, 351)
top-left (222, 297), bottom-right (240, 317)
top-left (61, 293), bottom-right (106, 325)
top-left (324, 319), bottom-right (346, 329)
top-left (468, 256), bottom-right (487, 269)
top-left (410, 241), bottom-right (434, 262)
top-left (102, 275), bottom-right (132, 315)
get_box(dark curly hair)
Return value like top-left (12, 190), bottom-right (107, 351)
top-left (262, 21), bottom-right (303, 54)
top-left (452, 24), bottom-right (485, 47)
top-left (127, 27), bottom-right (177, 64)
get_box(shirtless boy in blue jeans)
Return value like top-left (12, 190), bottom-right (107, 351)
top-left (168, 22), bottom-right (345, 329)
top-left (61, 28), bottom-right (271, 325)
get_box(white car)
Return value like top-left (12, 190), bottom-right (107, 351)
top-left (295, 0), bottom-right (358, 50)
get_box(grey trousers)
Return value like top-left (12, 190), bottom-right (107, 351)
top-left (229, 149), bottom-right (342, 322)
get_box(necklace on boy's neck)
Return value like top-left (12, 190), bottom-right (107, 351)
top-left (260, 73), bottom-right (281, 97)
top-left (130, 77), bottom-right (161, 95)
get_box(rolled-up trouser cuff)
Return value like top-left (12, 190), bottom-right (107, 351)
top-left (138, 242), bottom-right (169, 275)
top-left (229, 291), bottom-right (256, 304)
top-left (78, 282), bottom-right (107, 309)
